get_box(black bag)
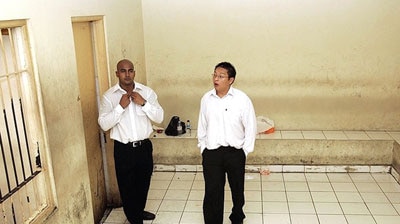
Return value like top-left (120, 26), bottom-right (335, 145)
top-left (165, 116), bottom-right (186, 136)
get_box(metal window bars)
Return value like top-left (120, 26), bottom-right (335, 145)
top-left (0, 24), bottom-right (48, 224)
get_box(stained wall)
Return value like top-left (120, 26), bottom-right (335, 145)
top-left (1, 0), bottom-right (399, 223)
top-left (142, 0), bottom-right (400, 130)
top-left (1, 0), bottom-right (145, 223)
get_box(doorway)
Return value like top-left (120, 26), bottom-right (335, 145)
top-left (72, 17), bottom-right (114, 223)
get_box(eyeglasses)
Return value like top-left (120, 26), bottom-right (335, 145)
top-left (211, 73), bottom-right (229, 80)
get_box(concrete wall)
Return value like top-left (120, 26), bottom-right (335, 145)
top-left (1, 0), bottom-right (399, 223)
top-left (1, 0), bottom-right (145, 223)
top-left (142, 0), bottom-right (400, 131)
top-left (393, 142), bottom-right (400, 174)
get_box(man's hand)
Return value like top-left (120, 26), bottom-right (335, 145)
top-left (130, 92), bottom-right (146, 106)
top-left (119, 93), bottom-right (132, 108)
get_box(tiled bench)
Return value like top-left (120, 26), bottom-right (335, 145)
top-left (150, 130), bottom-right (400, 182)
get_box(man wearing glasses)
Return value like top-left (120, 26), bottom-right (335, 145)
top-left (197, 62), bottom-right (257, 224)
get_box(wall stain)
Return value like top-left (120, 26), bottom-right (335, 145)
top-left (66, 183), bottom-right (89, 222)
top-left (300, 159), bottom-right (314, 164)
top-left (345, 166), bottom-right (357, 172)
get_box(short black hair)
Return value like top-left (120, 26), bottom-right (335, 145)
top-left (215, 62), bottom-right (236, 79)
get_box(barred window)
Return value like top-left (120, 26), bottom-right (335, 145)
top-left (1, 20), bottom-right (52, 224)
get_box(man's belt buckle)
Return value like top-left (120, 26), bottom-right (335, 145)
top-left (132, 140), bottom-right (142, 147)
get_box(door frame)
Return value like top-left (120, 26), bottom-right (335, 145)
top-left (71, 16), bottom-right (114, 221)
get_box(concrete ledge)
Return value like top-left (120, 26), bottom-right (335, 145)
top-left (250, 139), bottom-right (393, 165)
top-left (151, 130), bottom-right (400, 183)
top-left (393, 141), bottom-right (400, 175)
top-left (152, 138), bottom-right (200, 164)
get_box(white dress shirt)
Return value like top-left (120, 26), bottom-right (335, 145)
top-left (98, 82), bottom-right (164, 143)
top-left (197, 86), bottom-right (257, 156)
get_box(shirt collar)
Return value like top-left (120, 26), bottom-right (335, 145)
top-left (112, 82), bottom-right (143, 93)
top-left (210, 86), bottom-right (235, 98)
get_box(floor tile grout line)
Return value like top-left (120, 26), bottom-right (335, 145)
top-left (258, 175), bottom-right (264, 224)
top-left (349, 173), bottom-right (377, 223)
top-left (374, 173), bottom-right (399, 217)
top-left (156, 172), bottom-right (174, 222)
top-left (326, 173), bottom-right (349, 224)
top-left (304, 173), bottom-right (323, 224)
top-left (374, 174), bottom-right (400, 217)
top-left (179, 174), bottom-right (198, 223)
top-left (282, 173), bottom-right (292, 224)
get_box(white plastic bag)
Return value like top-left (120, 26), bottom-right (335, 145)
top-left (256, 116), bottom-right (275, 134)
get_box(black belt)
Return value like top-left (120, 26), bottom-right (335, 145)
top-left (131, 138), bottom-right (149, 147)
top-left (118, 139), bottom-right (150, 148)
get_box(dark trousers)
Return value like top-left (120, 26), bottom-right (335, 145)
top-left (114, 139), bottom-right (153, 224)
top-left (202, 146), bottom-right (246, 224)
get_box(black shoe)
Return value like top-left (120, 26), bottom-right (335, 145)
top-left (143, 211), bottom-right (156, 220)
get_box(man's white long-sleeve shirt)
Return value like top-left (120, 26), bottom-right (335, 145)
top-left (197, 87), bottom-right (257, 156)
top-left (98, 82), bottom-right (164, 143)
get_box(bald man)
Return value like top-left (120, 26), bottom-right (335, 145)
top-left (98, 59), bottom-right (164, 224)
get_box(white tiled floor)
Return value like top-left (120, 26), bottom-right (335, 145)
top-left (101, 171), bottom-right (400, 224)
